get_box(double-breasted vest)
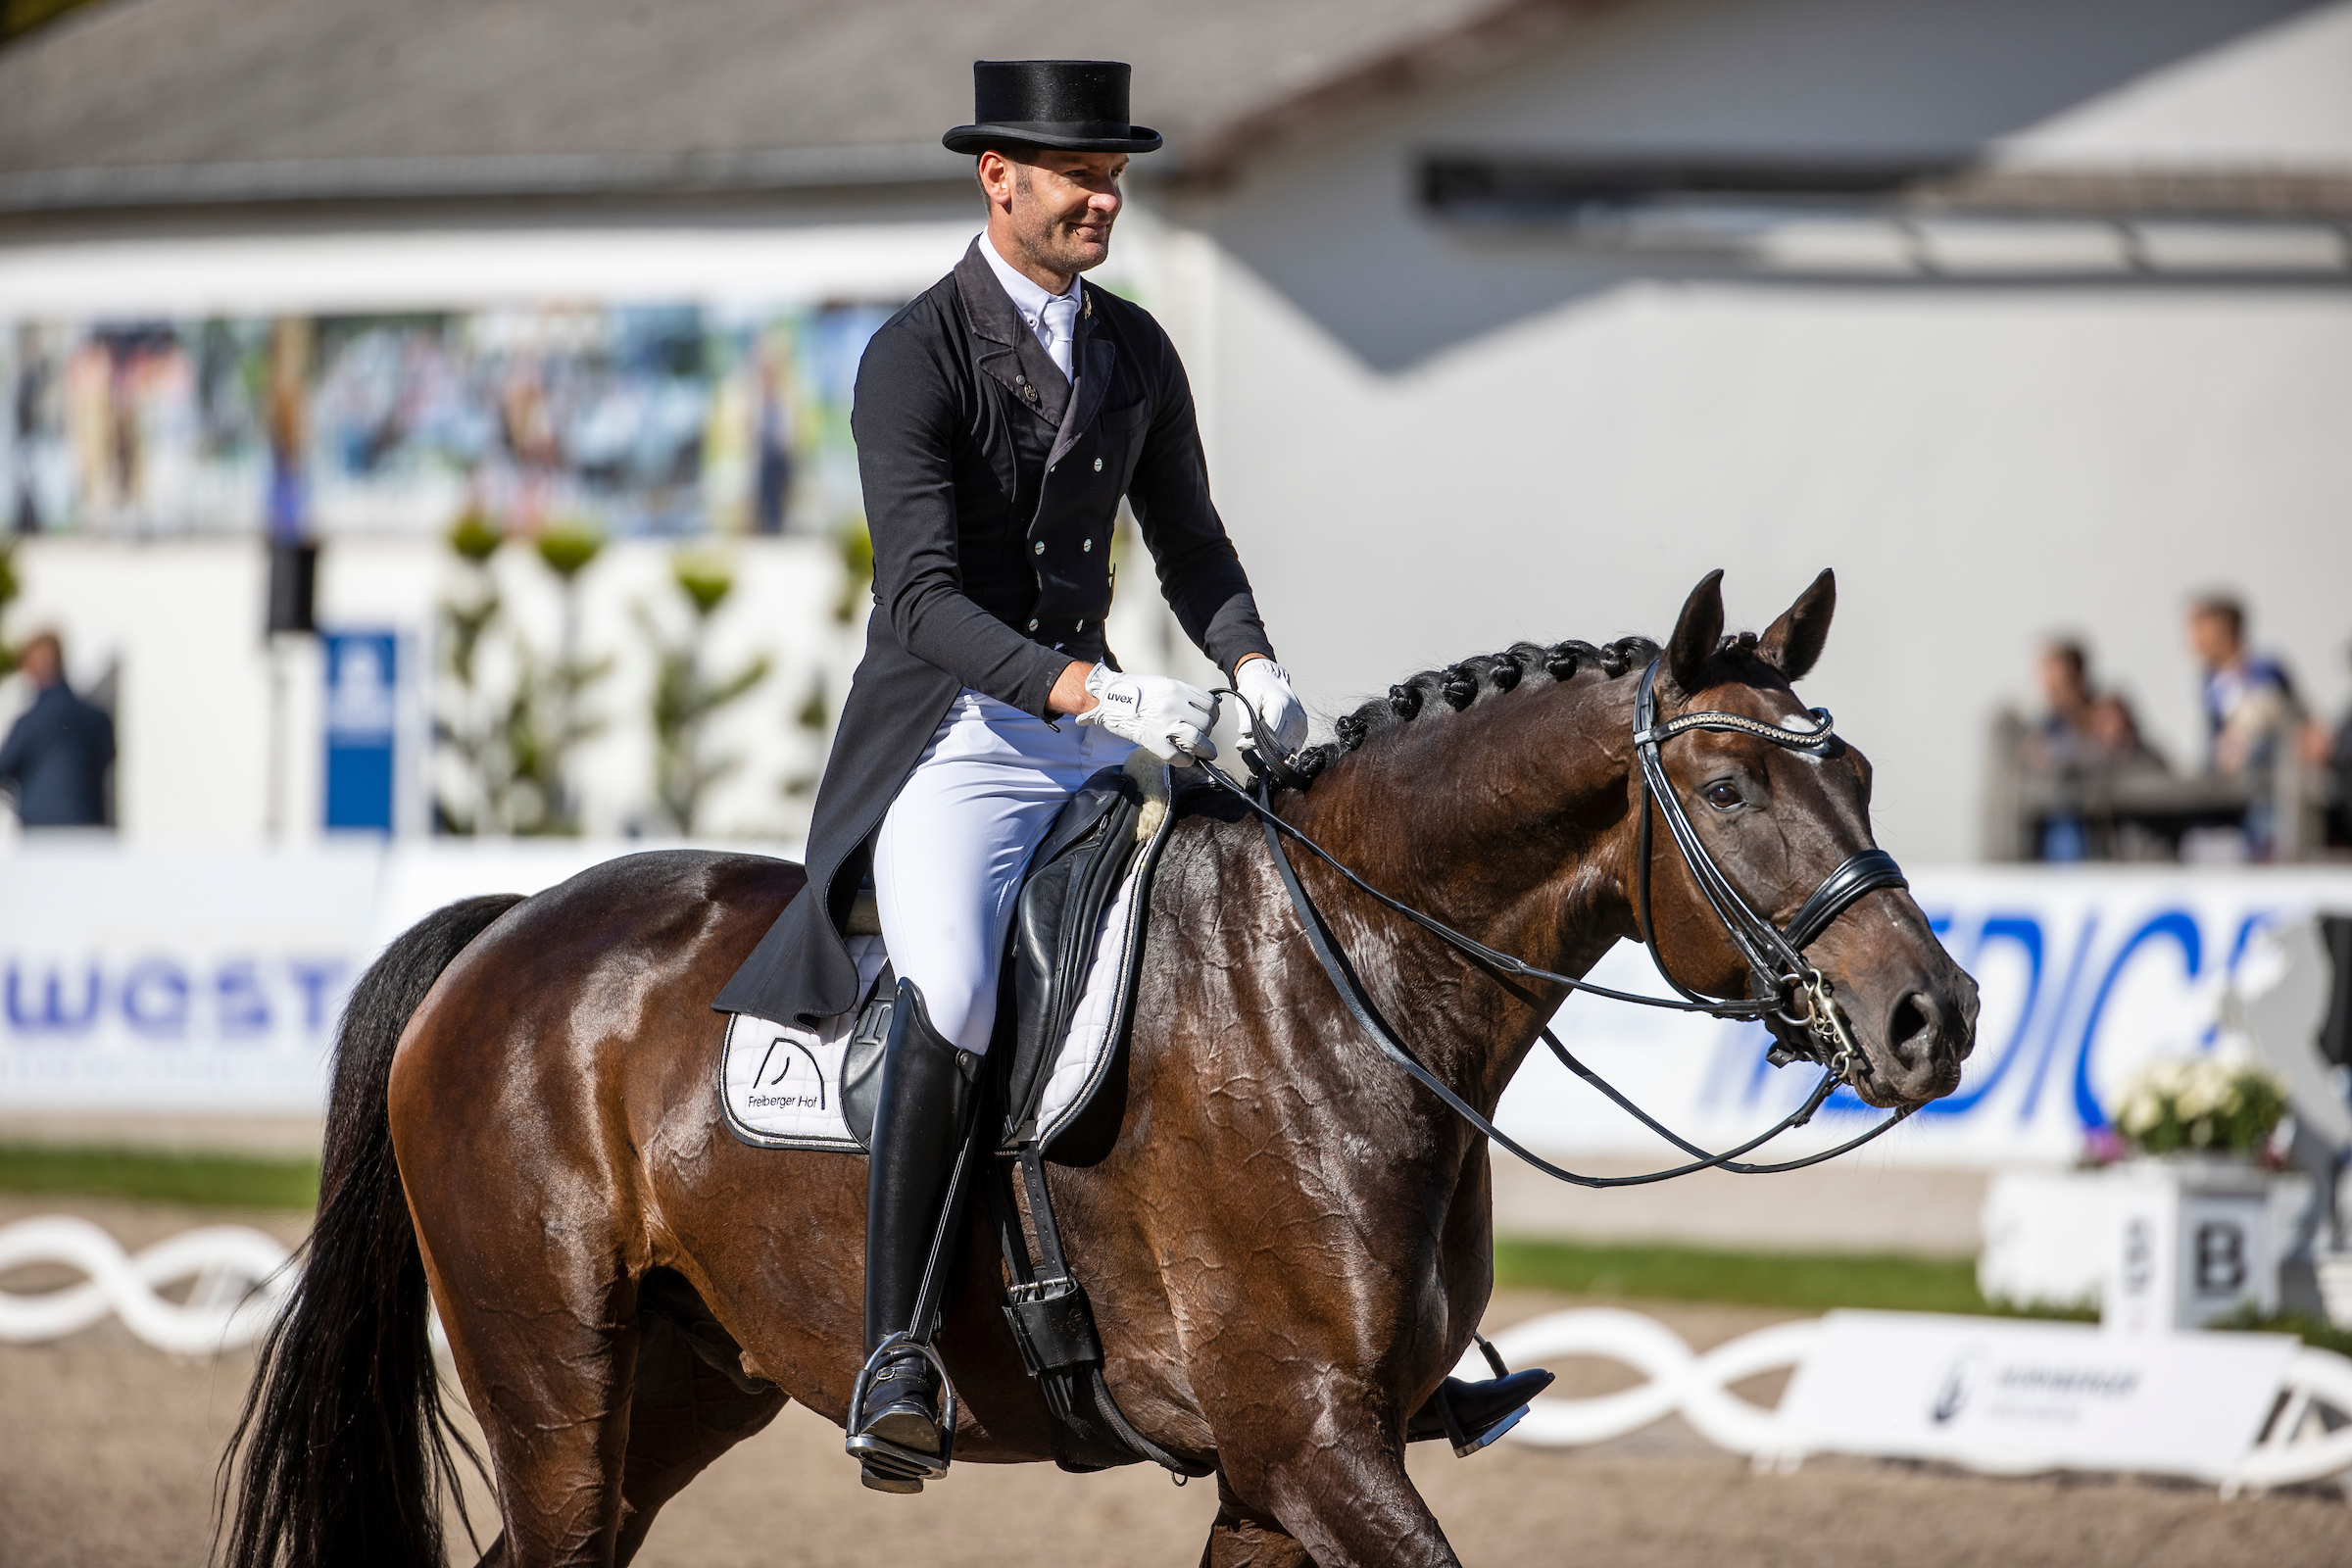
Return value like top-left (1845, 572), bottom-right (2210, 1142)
top-left (714, 239), bottom-right (1275, 1026)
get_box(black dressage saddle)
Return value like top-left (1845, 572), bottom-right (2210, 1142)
top-left (837, 760), bottom-right (1152, 1154)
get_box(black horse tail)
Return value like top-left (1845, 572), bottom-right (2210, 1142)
top-left (219, 893), bottom-right (526, 1568)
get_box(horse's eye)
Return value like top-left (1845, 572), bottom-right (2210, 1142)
top-left (1704, 782), bottom-right (1742, 810)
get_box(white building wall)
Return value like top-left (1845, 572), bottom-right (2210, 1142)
top-left (1175, 0), bottom-right (2352, 863)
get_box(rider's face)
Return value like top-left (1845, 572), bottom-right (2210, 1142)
top-left (980, 149), bottom-right (1127, 284)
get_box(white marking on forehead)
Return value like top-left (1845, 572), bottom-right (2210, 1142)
top-left (1780, 710), bottom-right (1830, 762)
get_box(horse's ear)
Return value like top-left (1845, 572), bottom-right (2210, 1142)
top-left (1757, 568), bottom-right (1836, 682)
top-left (1667, 569), bottom-right (1726, 696)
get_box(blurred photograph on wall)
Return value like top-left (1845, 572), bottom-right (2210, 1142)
top-left (4, 301), bottom-right (899, 540)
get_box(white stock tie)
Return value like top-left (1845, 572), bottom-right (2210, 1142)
top-left (1040, 291), bottom-right (1078, 381)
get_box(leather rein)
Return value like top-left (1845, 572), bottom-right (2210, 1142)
top-left (1196, 658), bottom-right (1917, 1188)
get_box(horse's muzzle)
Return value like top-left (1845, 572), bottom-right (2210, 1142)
top-left (1850, 966), bottom-right (1978, 1108)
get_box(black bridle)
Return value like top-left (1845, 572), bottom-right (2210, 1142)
top-left (1196, 658), bottom-right (1919, 1188)
top-left (1630, 659), bottom-right (1910, 1074)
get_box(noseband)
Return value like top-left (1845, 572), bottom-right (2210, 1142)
top-left (1198, 660), bottom-right (1919, 1188)
top-left (1631, 659), bottom-right (1910, 1077)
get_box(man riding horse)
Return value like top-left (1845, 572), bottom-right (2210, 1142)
top-left (712, 59), bottom-right (1310, 1488)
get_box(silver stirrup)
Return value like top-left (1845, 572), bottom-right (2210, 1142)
top-left (845, 1331), bottom-right (960, 1483)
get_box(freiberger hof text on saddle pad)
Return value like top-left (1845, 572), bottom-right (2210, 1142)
top-left (720, 751), bottom-right (1174, 1155)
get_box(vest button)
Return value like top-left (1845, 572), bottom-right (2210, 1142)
top-left (1027, 618), bottom-right (1039, 631)
top-left (1093, 458), bottom-right (1103, 471)
top-left (1082, 538), bottom-right (1093, 553)
top-left (1033, 541), bottom-right (1045, 555)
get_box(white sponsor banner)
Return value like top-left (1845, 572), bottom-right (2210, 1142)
top-left (0, 838), bottom-right (789, 1113)
top-left (3, 853), bottom-right (2348, 1138)
top-left (1776, 1310), bottom-right (2298, 1481)
top-left (0, 847), bottom-right (379, 1111)
top-left (1496, 866), bottom-right (2352, 1166)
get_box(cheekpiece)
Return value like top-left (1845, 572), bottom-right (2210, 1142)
top-left (943, 60), bottom-right (1163, 156)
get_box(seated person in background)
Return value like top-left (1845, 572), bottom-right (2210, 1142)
top-left (0, 631), bottom-right (114, 829)
top-left (2019, 639), bottom-right (2167, 861)
top-left (2020, 639), bottom-right (2096, 772)
top-left (2086, 691), bottom-right (2161, 768)
top-left (2021, 640), bottom-right (2164, 774)
top-left (2188, 593), bottom-right (2299, 776)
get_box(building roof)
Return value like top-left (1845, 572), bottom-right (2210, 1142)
top-left (0, 0), bottom-right (1525, 210)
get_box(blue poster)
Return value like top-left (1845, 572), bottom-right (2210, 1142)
top-left (321, 630), bottom-right (398, 833)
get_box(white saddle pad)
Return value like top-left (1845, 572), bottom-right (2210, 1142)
top-left (719, 785), bottom-right (1166, 1155)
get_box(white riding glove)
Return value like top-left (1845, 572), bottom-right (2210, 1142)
top-left (1235, 659), bottom-right (1310, 757)
top-left (1076, 663), bottom-right (1219, 764)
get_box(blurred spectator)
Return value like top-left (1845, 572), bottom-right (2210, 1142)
top-left (2311, 642), bottom-right (2352, 851)
top-left (0, 631), bottom-right (115, 829)
top-left (2187, 594), bottom-right (2298, 776)
top-left (2085, 692), bottom-right (2156, 762)
top-left (2020, 640), bottom-right (2095, 771)
top-left (2017, 639), bottom-right (2165, 860)
top-left (2188, 594), bottom-right (2302, 859)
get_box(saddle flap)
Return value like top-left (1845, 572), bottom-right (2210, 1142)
top-left (1002, 764), bottom-right (1145, 1143)
top-left (718, 757), bottom-right (1173, 1158)
top-left (841, 962), bottom-right (896, 1150)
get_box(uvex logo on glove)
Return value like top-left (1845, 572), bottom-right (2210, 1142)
top-left (1077, 663), bottom-right (1219, 764)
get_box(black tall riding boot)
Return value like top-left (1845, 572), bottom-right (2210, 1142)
top-left (847, 978), bottom-right (979, 1493)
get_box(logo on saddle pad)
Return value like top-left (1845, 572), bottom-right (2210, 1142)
top-left (746, 1035), bottom-right (826, 1112)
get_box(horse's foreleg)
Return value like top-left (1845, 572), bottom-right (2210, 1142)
top-left (1200, 1473), bottom-right (1316, 1568)
top-left (1212, 1403), bottom-right (1457, 1568)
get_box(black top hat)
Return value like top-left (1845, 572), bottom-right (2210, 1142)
top-left (943, 60), bottom-right (1163, 156)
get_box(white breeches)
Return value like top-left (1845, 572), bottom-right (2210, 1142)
top-left (873, 689), bottom-right (1135, 1054)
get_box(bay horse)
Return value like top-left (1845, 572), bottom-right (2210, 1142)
top-left (221, 569), bottom-right (1975, 1567)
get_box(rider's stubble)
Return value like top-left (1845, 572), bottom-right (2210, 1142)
top-left (979, 148), bottom-right (1127, 295)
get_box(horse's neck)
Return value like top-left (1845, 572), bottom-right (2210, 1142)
top-left (1282, 676), bottom-right (1637, 1110)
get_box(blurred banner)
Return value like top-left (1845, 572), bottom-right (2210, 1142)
top-left (2, 852), bottom-right (2347, 1146)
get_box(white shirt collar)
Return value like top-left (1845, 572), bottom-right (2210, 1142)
top-left (979, 230), bottom-right (1081, 337)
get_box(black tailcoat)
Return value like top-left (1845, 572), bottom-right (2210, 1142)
top-left (714, 239), bottom-right (1275, 1025)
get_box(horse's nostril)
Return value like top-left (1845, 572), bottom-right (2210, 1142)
top-left (1887, 992), bottom-right (1938, 1062)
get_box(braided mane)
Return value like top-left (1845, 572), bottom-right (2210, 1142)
top-left (1288, 629), bottom-right (1774, 787)
top-left (1289, 634), bottom-right (1661, 785)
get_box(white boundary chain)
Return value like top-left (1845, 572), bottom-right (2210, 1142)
top-left (0, 1215), bottom-right (294, 1358)
top-left (1473, 1308), bottom-right (2352, 1496)
top-left (7, 1215), bottom-right (2348, 1496)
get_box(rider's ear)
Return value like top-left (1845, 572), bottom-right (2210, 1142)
top-left (1757, 568), bottom-right (1836, 682)
top-left (1666, 569), bottom-right (1726, 696)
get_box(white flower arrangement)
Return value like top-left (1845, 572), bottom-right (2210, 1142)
top-left (2110, 1054), bottom-right (2288, 1157)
